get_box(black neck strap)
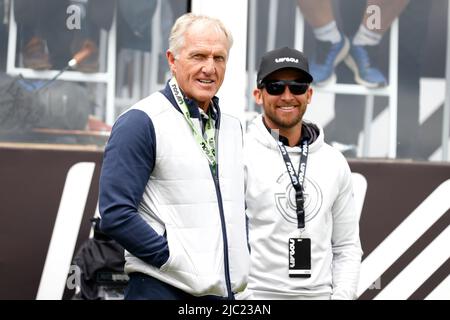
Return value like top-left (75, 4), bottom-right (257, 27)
top-left (277, 140), bottom-right (309, 229)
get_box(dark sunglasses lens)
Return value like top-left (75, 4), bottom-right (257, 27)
top-left (288, 83), bottom-right (309, 95)
top-left (265, 82), bottom-right (285, 95)
top-left (264, 81), bottom-right (308, 95)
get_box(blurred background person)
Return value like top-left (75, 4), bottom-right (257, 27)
top-left (14, 0), bottom-right (115, 71)
top-left (297, 0), bottom-right (409, 88)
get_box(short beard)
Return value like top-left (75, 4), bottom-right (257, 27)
top-left (264, 109), bottom-right (303, 130)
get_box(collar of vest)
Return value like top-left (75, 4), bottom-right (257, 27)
top-left (160, 80), bottom-right (219, 121)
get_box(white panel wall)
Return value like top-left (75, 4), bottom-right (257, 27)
top-left (191, 0), bottom-right (248, 125)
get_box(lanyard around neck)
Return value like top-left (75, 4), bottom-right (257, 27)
top-left (277, 139), bottom-right (309, 229)
top-left (169, 78), bottom-right (216, 170)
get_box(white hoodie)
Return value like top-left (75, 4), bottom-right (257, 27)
top-left (243, 115), bottom-right (362, 300)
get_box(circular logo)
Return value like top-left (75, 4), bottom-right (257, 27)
top-left (274, 173), bottom-right (323, 224)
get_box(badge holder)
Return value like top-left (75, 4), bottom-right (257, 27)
top-left (288, 238), bottom-right (311, 278)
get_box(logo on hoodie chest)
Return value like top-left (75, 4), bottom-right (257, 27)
top-left (274, 173), bottom-right (323, 224)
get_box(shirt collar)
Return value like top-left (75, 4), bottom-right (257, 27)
top-left (164, 80), bottom-right (219, 119)
top-left (262, 117), bottom-right (311, 147)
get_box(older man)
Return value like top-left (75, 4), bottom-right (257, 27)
top-left (99, 13), bottom-right (249, 300)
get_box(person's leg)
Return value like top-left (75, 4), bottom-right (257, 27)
top-left (87, 0), bottom-right (115, 31)
top-left (345, 0), bottom-right (409, 87)
top-left (125, 273), bottom-right (224, 300)
top-left (297, 0), bottom-right (334, 28)
top-left (14, 0), bottom-right (40, 26)
top-left (15, 0), bottom-right (52, 69)
top-left (297, 0), bottom-right (349, 86)
top-left (69, 0), bottom-right (116, 72)
top-left (41, 0), bottom-right (72, 69)
top-left (125, 273), bottom-right (190, 300)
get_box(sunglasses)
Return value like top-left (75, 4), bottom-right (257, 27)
top-left (260, 80), bottom-right (310, 96)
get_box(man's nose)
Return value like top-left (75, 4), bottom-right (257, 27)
top-left (281, 85), bottom-right (295, 100)
top-left (202, 57), bottom-right (215, 74)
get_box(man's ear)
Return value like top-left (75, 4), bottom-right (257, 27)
top-left (306, 86), bottom-right (313, 104)
top-left (253, 88), bottom-right (263, 105)
top-left (166, 50), bottom-right (176, 75)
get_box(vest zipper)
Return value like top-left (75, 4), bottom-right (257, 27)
top-left (210, 115), bottom-right (234, 300)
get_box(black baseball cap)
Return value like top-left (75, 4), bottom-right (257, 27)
top-left (256, 46), bottom-right (313, 86)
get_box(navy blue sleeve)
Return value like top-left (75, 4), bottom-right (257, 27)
top-left (99, 109), bottom-right (169, 268)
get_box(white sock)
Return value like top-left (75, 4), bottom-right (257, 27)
top-left (353, 24), bottom-right (382, 46)
top-left (313, 21), bottom-right (342, 44)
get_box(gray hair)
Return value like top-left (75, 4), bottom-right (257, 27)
top-left (168, 13), bottom-right (234, 58)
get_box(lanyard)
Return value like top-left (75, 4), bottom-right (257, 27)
top-left (277, 139), bottom-right (309, 229)
top-left (169, 78), bottom-right (216, 170)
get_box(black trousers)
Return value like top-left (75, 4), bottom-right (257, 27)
top-left (125, 272), bottom-right (226, 300)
